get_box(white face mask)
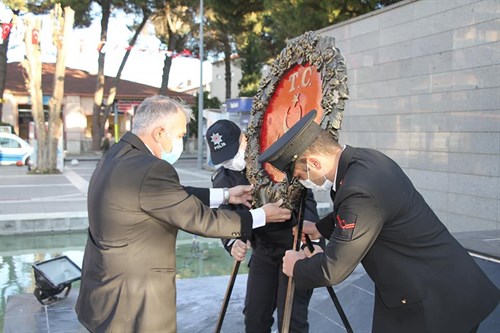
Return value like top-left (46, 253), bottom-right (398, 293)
top-left (299, 164), bottom-right (333, 191)
top-left (222, 150), bottom-right (246, 171)
top-left (159, 137), bottom-right (183, 164)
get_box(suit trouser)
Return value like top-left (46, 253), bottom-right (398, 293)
top-left (244, 252), bottom-right (313, 333)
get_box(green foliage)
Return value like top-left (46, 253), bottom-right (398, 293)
top-left (238, 33), bottom-right (267, 97)
top-left (203, 0), bottom-right (264, 59)
top-left (203, 0), bottom-right (403, 98)
top-left (1, 0), bottom-right (26, 12)
top-left (150, 0), bottom-right (194, 50)
top-left (18, 0), bottom-right (93, 27)
top-left (262, 0), bottom-right (403, 55)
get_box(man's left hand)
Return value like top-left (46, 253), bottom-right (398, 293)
top-left (282, 250), bottom-right (306, 277)
top-left (228, 185), bottom-right (253, 208)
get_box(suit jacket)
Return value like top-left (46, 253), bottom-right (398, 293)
top-left (293, 146), bottom-right (499, 333)
top-left (75, 132), bottom-right (253, 333)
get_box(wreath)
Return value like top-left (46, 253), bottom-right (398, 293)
top-left (245, 31), bottom-right (349, 209)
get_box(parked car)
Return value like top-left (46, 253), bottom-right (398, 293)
top-left (0, 132), bottom-right (34, 166)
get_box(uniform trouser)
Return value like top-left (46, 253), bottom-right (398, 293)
top-left (244, 252), bottom-right (313, 333)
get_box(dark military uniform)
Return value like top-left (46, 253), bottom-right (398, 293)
top-left (293, 146), bottom-right (500, 333)
top-left (213, 167), bottom-right (320, 333)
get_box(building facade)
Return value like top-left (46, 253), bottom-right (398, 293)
top-left (2, 62), bottom-right (194, 154)
top-left (210, 57), bottom-right (243, 102)
top-left (318, 0), bottom-right (499, 232)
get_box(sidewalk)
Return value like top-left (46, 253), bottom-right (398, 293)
top-left (4, 257), bottom-right (499, 333)
top-left (0, 154), bottom-right (332, 235)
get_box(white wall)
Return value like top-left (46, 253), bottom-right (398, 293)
top-left (210, 59), bottom-right (243, 102)
top-left (318, 0), bottom-right (499, 232)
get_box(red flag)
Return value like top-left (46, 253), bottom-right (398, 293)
top-left (32, 28), bottom-right (39, 45)
top-left (179, 49), bottom-right (192, 57)
top-left (1, 23), bottom-right (12, 40)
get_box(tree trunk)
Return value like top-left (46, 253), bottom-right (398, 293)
top-left (223, 34), bottom-right (232, 100)
top-left (48, 6), bottom-right (74, 171)
top-left (102, 10), bottom-right (149, 130)
top-left (0, 30), bottom-right (9, 121)
top-left (159, 31), bottom-right (177, 96)
top-left (159, 55), bottom-right (172, 96)
top-left (23, 18), bottom-right (47, 172)
top-left (91, 1), bottom-right (111, 151)
top-left (0, 13), bottom-right (15, 122)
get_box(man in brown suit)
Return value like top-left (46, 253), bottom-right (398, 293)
top-left (75, 95), bottom-right (291, 333)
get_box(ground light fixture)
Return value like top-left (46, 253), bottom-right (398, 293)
top-left (32, 255), bottom-right (82, 305)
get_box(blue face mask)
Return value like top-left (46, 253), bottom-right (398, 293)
top-left (160, 137), bottom-right (183, 164)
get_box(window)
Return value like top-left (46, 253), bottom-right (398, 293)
top-left (0, 138), bottom-right (21, 148)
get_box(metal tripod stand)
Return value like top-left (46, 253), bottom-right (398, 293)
top-left (281, 190), bottom-right (353, 333)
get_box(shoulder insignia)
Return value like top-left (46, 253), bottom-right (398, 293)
top-left (333, 211), bottom-right (357, 241)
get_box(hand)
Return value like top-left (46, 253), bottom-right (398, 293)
top-left (261, 199), bottom-right (291, 223)
top-left (228, 185), bottom-right (253, 208)
top-left (300, 220), bottom-right (321, 241)
top-left (304, 244), bottom-right (323, 258)
top-left (282, 250), bottom-right (306, 277)
top-left (230, 240), bottom-right (251, 262)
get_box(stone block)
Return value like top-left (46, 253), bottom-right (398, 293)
top-left (419, 188), bottom-right (448, 212)
top-left (408, 150), bottom-right (449, 172)
top-left (378, 41), bottom-right (412, 64)
top-left (452, 41), bottom-right (500, 70)
top-left (412, 30), bottom-right (454, 58)
top-left (350, 14), bottom-right (380, 38)
top-left (448, 132), bottom-right (500, 154)
top-left (446, 212), bottom-right (499, 233)
top-left (448, 192), bottom-right (498, 222)
top-left (449, 172), bottom-right (499, 199)
top-left (66, 140), bottom-right (81, 155)
top-left (407, 169), bottom-right (449, 192)
top-left (448, 152), bottom-right (499, 176)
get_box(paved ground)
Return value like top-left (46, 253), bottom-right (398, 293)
top-left (1, 155), bottom-right (499, 332)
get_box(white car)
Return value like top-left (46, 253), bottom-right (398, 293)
top-left (0, 132), bottom-right (34, 166)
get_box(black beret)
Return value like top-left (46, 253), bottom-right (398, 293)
top-left (258, 110), bottom-right (322, 172)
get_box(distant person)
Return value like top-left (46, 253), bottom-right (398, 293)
top-left (207, 119), bottom-right (322, 333)
top-left (100, 132), bottom-right (112, 154)
top-left (75, 95), bottom-right (291, 333)
top-left (258, 110), bottom-right (499, 333)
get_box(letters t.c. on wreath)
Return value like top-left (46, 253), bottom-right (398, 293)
top-left (245, 31), bottom-right (349, 209)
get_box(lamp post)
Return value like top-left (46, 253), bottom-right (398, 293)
top-left (197, 0), bottom-right (204, 169)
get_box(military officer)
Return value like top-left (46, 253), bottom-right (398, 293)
top-left (258, 110), bottom-right (499, 333)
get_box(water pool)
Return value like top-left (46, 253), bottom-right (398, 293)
top-left (0, 230), bottom-right (248, 331)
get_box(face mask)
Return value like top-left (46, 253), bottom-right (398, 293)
top-left (299, 164), bottom-right (333, 191)
top-left (160, 137), bottom-right (183, 164)
top-left (222, 150), bottom-right (246, 171)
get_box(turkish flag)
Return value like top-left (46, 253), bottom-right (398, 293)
top-left (1, 23), bottom-right (12, 40)
top-left (179, 49), bottom-right (192, 57)
top-left (32, 28), bottom-right (39, 45)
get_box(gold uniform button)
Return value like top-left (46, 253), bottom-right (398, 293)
top-left (401, 298), bottom-right (407, 304)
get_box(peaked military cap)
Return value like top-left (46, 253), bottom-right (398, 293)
top-left (258, 109), bottom-right (322, 174)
